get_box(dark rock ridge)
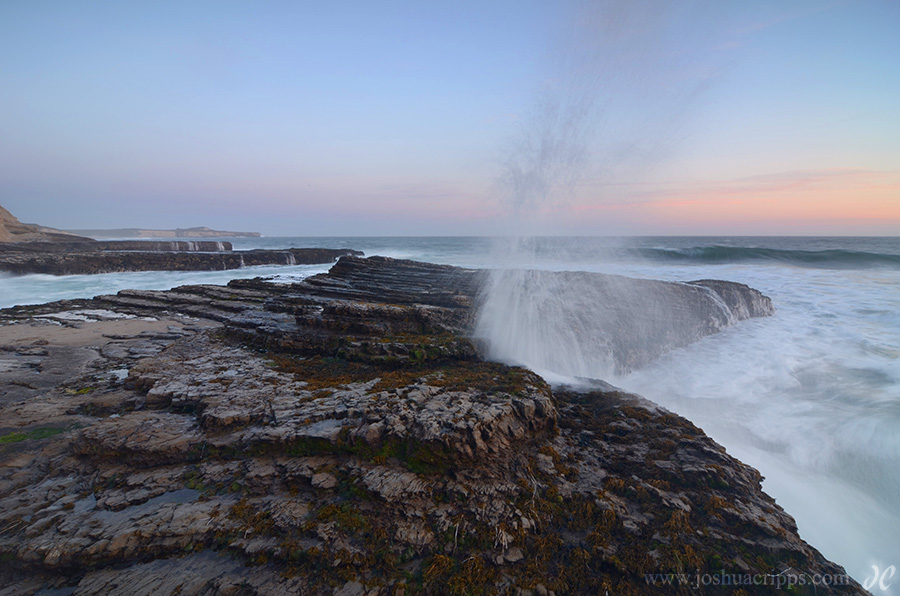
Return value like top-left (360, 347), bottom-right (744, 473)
top-left (1, 204), bottom-right (333, 275)
top-left (303, 256), bottom-right (774, 373)
top-left (93, 240), bottom-right (235, 252)
top-left (0, 247), bottom-right (363, 276)
top-left (0, 257), bottom-right (861, 595)
top-left (0, 240), bottom-right (233, 253)
top-left (0, 204), bottom-right (360, 275)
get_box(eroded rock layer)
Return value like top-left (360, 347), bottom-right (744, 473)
top-left (0, 247), bottom-right (363, 275)
top-left (0, 257), bottom-right (861, 595)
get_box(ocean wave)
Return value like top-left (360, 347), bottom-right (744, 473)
top-left (636, 245), bottom-right (900, 268)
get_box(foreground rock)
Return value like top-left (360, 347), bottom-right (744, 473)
top-left (0, 257), bottom-right (862, 594)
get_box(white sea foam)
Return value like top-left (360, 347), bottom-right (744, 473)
top-left (474, 239), bottom-right (900, 585)
top-left (0, 263), bottom-right (330, 309)
top-left (611, 263), bottom-right (900, 587)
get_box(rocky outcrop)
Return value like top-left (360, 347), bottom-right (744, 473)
top-left (71, 256), bottom-right (772, 373)
top-left (0, 240), bottom-right (233, 253)
top-left (0, 204), bottom-right (357, 275)
top-left (0, 204), bottom-right (92, 244)
top-left (0, 247), bottom-right (363, 275)
top-left (0, 257), bottom-right (861, 595)
top-left (302, 256), bottom-right (483, 309)
top-left (95, 240), bottom-right (235, 252)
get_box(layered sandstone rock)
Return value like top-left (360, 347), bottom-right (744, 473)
top-left (0, 257), bottom-right (862, 595)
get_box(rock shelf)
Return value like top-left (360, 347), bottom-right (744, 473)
top-left (0, 257), bottom-right (862, 595)
top-left (0, 245), bottom-right (363, 276)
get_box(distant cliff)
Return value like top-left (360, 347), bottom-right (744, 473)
top-left (1, 205), bottom-right (259, 243)
top-left (67, 226), bottom-right (262, 239)
top-left (0, 205), bottom-right (92, 244)
top-left (0, 205), bottom-right (356, 275)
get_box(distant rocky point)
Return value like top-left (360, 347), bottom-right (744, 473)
top-left (0, 205), bottom-right (356, 275)
top-left (0, 205), bottom-right (92, 244)
top-left (67, 226), bottom-right (262, 239)
top-left (1, 204), bottom-right (259, 242)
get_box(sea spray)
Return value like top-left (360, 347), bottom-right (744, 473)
top-left (475, 267), bottom-right (617, 378)
top-left (476, 259), bottom-right (773, 379)
top-left (479, 1), bottom-right (728, 369)
top-left (469, 2), bottom-right (900, 585)
top-left (493, 0), bottom-right (724, 234)
top-left (615, 261), bottom-right (900, 586)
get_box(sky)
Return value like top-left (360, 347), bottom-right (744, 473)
top-left (1, 0), bottom-right (898, 236)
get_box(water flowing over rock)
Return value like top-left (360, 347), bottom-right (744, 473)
top-left (0, 256), bottom-right (861, 595)
top-left (476, 267), bottom-right (774, 375)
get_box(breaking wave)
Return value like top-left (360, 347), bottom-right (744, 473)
top-left (637, 245), bottom-right (900, 269)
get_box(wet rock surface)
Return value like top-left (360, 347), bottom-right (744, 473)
top-left (0, 257), bottom-right (861, 595)
top-left (0, 240), bottom-right (235, 253)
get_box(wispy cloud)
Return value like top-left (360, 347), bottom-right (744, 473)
top-left (565, 168), bottom-right (900, 233)
top-left (612, 168), bottom-right (900, 204)
top-left (678, 167), bottom-right (895, 197)
top-left (733, 1), bottom-right (845, 36)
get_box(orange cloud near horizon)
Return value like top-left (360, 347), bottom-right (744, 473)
top-left (570, 168), bottom-right (900, 234)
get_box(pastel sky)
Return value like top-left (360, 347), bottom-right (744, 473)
top-left (1, 0), bottom-right (898, 236)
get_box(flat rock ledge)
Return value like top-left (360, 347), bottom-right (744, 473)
top-left (0, 257), bottom-right (862, 595)
top-left (0, 246), bottom-right (362, 275)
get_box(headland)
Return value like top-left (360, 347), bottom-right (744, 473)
top-left (0, 204), bottom-right (358, 276)
top-left (66, 227), bottom-right (262, 239)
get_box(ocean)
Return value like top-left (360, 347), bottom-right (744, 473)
top-left (1, 235), bottom-right (898, 588)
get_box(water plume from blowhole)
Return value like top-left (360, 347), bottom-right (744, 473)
top-left (477, 0), bottom-right (725, 380)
